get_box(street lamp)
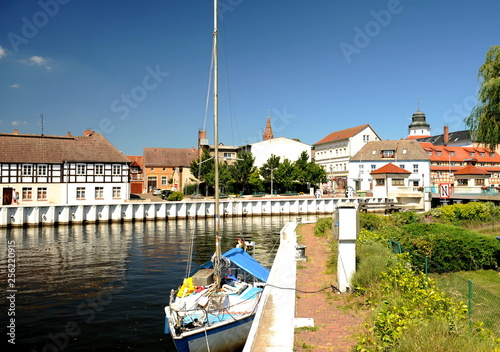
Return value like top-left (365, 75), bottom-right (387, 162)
top-left (266, 167), bottom-right (277, 196)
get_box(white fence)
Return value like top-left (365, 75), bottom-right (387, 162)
top-left (0, 197), bottom-right (388, 228)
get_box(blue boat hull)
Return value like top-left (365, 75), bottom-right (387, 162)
top-left (167, 314), bottom-right (254, 352)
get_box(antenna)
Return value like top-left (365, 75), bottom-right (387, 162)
top-left (417, 97), bottom-right (421, 111)
top-left (40, 113), bottom-right (44, 136)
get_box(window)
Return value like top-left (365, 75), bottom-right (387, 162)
top-left (449, 151), bottom-right (455, 156)
top-left (76, 164), bottom-right (86, 175)
top-left (163, 167), bottom-right (167, 171)
top-left (76, 187), bottom-right (86, 200)
top-left (381, 150), bottom-right (395, 158)
top-left (371, 164), bottom-right (376, 170)
top-left (457, 179), bottom-right (468, 186)
top-left (112, 165), bottom-right (121, 175)
top-left (161, 176), bottom-right (168, 185)
top-left (490, 152), bottom-right (495, 157)
top-left (413, 164), bottom-right (418, 173)
top-left (223, 152), bottom-right (232, 158)
top-left (37, 187), bottom-right (47, 200)
top-left (480, 152), bottom-right (485, 157)
top-left (22, 187), bottom-right (33, 200)
top-left (437, 151), bottom-right (442, 156)
top-left (402, 149), bottom-right (407, 154)
top-left (112, 187), bottom-right (121, 198)
top-left (375, 179), bottom-right (385, 186)
top-left (475, 179), bottom-right (485, 186)
top-left (399, 165), bottom-right (405, 169)
top-left (150, 167), bottom-right (154, 171)
top-left (22, 164), bottom-right (32, 176)
top-left (392, 179), bottom-right (404, 186)
top-left (427, 151), bottom-right (432, 155)
top-left (95, 164), bottom-right (104, 175)
top-left (363, 135), bottom-right (370, 142)
top-left (470, 152), bottom-right (475, 157)
top-left (95, 187), bottom-right (104, 199)
top-left (37, 165), bottom-right (47, 176)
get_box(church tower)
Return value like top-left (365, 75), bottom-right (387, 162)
top-left (263, 114), bottom-right (274, 141)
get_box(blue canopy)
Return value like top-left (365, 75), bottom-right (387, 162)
top-left (193, 248), bottom-right (269, 282)
top-left (222, 247), bottom-right (269, 282)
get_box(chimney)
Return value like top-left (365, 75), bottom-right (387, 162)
top-left (67, 132), bottom-right (72, 137)
top-left (13, 129), bottom-right (19, 134)
top-left (443, 126), bottom-right (449, 146)
top-left (83, 129), bottom-right (94, 137)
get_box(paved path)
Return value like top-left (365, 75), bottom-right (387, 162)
top-left (294, 223), bottom-right (362, 351)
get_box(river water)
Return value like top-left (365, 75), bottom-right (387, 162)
top-left (1, 215), bottom-right (311, 351)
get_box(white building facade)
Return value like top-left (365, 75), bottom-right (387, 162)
top-left (313, 124), bottom-right (381, 193)
top-left (249, 137), bottom-right (312, 168)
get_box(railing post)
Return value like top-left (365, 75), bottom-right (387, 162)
top-left (468, 279), bottom-right (473, 332)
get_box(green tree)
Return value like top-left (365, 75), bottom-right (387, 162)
top-left (306, 162), bottom-right (327, 188)
top-left (294, 151), bottom-right (310, 185)
top-left (190, 149), bottom-right (213, 196)
top-left (260, 155), bottom-right (280, 194)
top-left (248, 169), bottom-right (264, 192)
top-left (466, 45), bottom-right (500, 150)
top-left (275, 158), bottom-right (296, 191)
top-left (229, 150), bottom-right (255, 194)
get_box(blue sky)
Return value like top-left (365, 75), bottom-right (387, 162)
top-left (1, 0), bottom-right (499, 156)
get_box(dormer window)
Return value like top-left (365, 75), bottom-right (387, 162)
top-left (449, 151), bottom-right (455, 156)
top-left (427, 151), bottom-right (432, 155)
top-left (381, 150), bottom-right (396, 158)
top-left (470, 152), bottom-right (475, 157)
top-left (437, 151), bottom-right (442, 156)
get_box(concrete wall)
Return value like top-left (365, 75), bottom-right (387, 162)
top-left (0, 197), bottom-right (387, 228)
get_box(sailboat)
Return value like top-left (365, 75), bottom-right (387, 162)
top-left (164, 1), bottom-right (269, 351)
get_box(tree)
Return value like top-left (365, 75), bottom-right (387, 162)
top-left (275, 158), bottom-right (296, 192)
top-left (190, 149), bottom-right (213, 196)
top-left (229, 150), bottom-right (255, 194)
top-left (465, 46), bottom-right (500, 150)
top-left (294, 151), bottom-right (310, 186)
top-left (260, 155), bottom-right (280, 193)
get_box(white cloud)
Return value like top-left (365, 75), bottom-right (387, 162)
top-left (11, 120), bottom-right (27, 126)
top-left (29, 56), bottom-right (47, 66)
top-left (0, 46), bottom-right (6, 59)
top-left (19, 56), bottom-right (53, 71)
top-left (9, 83), bottom-right (21, 88)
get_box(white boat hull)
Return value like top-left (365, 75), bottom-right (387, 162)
top-left (166, 309), bottom-right (254, 352)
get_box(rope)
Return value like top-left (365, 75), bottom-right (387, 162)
top-left (264, 283), bottom-right (341, 294)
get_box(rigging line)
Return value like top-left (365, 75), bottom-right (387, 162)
top-left (185, 231), bottom-right (196, 279)
top-left (264, 235), bottom-right (281, 264)
top-left (264, 283), bottom-right (341, 294)
top-left (202, 38), bottom-right (215, 132)
top-left (221, 18), bottom-right (241, 146)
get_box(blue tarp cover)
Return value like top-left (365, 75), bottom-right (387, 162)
top-left (194, 248), bottom-right (269, 282)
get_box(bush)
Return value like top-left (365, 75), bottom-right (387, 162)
top-left (167, 191), bottom-right (184, 201)
top-left (314, 217), bottom-right (332, 237)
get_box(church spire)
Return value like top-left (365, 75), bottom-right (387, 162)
top-left (263, 112), bottom-right (274, 141)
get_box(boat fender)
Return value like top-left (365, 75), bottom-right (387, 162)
top-left (177, 277), bottom-right (195, 298)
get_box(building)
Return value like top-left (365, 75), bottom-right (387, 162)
top-left (419, 142), bottom-right (500, 190)
top-left (349, 139), bottom-right (430, 208)
top-left (248, 137), bottom-right (312, 169)
top-left (125, 155), bottom-right (144, 193)
top-left (406, 108), bottom-right (431, 139)
top-left (143, 147), bottom-right (198, 192)
top-left (314, 124), bottom-right (381, 194)
top-left (1, 130), bottom-right (130, 205)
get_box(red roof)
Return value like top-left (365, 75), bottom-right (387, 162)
top-left (370, 163), bottom-right (411, 175)
top-left (454, 164), bottom-right (491, 175)
top-left (314, 124), bottom-right (373, 145)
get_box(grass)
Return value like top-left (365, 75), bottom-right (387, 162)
top-left (295, 326), bottom-right (320, 332)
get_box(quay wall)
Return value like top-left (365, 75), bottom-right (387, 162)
top-left (0, 197), bottom-right (387, 228)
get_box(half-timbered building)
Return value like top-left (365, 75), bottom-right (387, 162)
top-left (1, 130), bottom-right (130, 205)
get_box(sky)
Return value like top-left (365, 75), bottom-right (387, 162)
top-left (0, 0), bottom-right (499, 156)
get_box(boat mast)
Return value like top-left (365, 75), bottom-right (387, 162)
top-left (213, 0), bottom-right (221, 288)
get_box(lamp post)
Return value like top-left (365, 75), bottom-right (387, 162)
top-left (267, 167), bottom-right (277, 196)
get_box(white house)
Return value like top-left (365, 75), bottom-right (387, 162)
top-left (313, 124), bottom-right (381, 194)
top-left (1, 130), bottom-right (130, 205)
top-left (248, 137), bottom-right (312, 168)
top-left (349, 139), bottom-right (430, 208)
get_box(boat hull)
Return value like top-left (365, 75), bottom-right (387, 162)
top-left (167, 313), bottom-right (254, 352)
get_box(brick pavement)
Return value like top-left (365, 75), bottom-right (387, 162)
top-left (294, 223), bottom-right (363, 351)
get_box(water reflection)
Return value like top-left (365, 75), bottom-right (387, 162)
top-left (0, 215), bottom-right (316, 351)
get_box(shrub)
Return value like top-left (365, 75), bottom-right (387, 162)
top-left (314, 217), bottom-right (332, 237)
top-left (167, 191), bottom-right (184, 201)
